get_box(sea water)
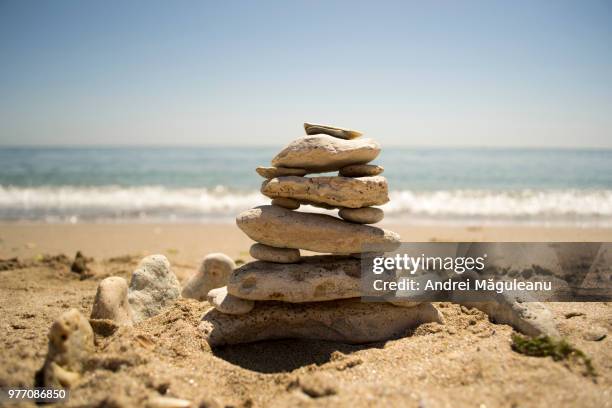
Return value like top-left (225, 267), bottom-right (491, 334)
top-left (0, 147), bottom-right (611, 225)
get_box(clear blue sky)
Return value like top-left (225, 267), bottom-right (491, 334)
top-left (0, 0), bottom-right (611, 147)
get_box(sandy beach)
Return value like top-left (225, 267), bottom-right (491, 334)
top-left (1, 222), bottom-right (610, 407)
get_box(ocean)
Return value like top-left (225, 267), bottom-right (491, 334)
top-left (1, 147), bottom-right (611, 226)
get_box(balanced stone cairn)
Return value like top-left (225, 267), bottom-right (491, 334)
top-left (200, 123), bottom-right (442, 346)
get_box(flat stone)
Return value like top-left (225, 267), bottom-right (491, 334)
top-left (271, 197), bottom-right (300, 210)
top-left (228, 255), bottom-right (361, 302)
top-left (339, 207), bottom-right (384, 224)
top-left (90, 276), bottom-right (133, 325)
top-left (304, 122), bottom-right (363, 140)
top-left (249, 243), bottom-right (301, 263)
top-left (451, 290), bottom-right (559, 337)
top-left (199, 299), bottom-right (442, 346)
top-left (339, 164), bottom-right (384, 177)
top-left (39, 309), bottom-right (94, 389)
top-left (207, 286), bottom-right (254, 315)
top-left (256, 166), bottom-right (308, 179)
top-left (182, 253), bottom-right (235, 301)
top-left (128, 255), bottom-right (181, 323)
top-left (261, 176), bottom-right (389, 209)
top-left (236, 205), bottom-right (401, 254)
top-left (271, 135), bottom-right (380, 172)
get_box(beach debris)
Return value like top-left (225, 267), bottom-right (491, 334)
top-left (338, 207), bottom-right (384, 224)
top-left (261, 175), bottom-right (389, 208)
top-left (90, 276), bottom-right (133, 326)
top-left (236, 205), bottom-right (400, 254)
top-left (339, 163), bottom-right (384, 177)
top-left (200, 299), bottom-right (442, 347)
top-left (128, 255), bottom-right (181, 323)
top-left (256, 166), bottom-right (308, 179)
top-left (201, 123), bottom-right (441, 346)
top-left (207, 286), bottom-right (254, 315)
top-left (271, 135), bottom-right (380, 172)
top-left (71, 251), bottom-right (93, 278)
top-left (303, 122), bottom-right (363, 140)
top-left (228, 255), bottom-right (362, 302)
top-left (181, 253), bottom-right (235, 301)
top-left (37, 309), bottom-right (94, 389)
top-left (271, 197), bottom-right (300, 210)
top-left (0, 257), bottom-right (25, 271)
top-left (249, 243), bottom-right (301, 264)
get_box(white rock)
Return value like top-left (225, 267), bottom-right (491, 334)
top-left (339, 207), bottom-right (384, 224)
top-left (182, 253), bottom-right (235, 301)
top-left (200, 299), bottom-right (442, 346)
top-left (90, 276), bottom-right (133, 325)
top-left (228, 255), bottom-right (360, 302)
top-left (261, 176), bottom-right (389, 209)
top-left (207, 286), bottom-right (254, 315)
top-left (271, 135), bottom-right (380, 172)
top-left (236, 205), bottom-right (401, 254)
top-left (304, 122), bottom-right (363, 140)
top-left (40, 309), bottom-right (94, 389)
top-left (128, 255), bottom-right (181, 323)
top-left (249, 243), bottom-right (301, 263)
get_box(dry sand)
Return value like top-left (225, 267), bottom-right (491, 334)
top-left (0, 223), bottom-right (610, 407)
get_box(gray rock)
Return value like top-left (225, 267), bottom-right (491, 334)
top-left (271, 135), bottom-right (380, 172)
top-left (339, 207), bottom-right (384, 224)
top-left (271, 197), bottom-right (300, 210)
top-left (128, 255), bottom-right (181, 323)
top-left (339, 164), bottom-right (384, 177)
top-left (182, 253), bottom-right (235, 301)
top-left (39, 309), bottom-right (94, 389)
top-left (249, 243), bottom-right (301, 263)
top-left (304, 122), bottom-right (363, 140)
top-left (207, 286), bottom-right (254, 315)
top-left (90, 276), bottom-right (133, 325)
top-left (236, 205), bottom-right (401, 254)
top-left (256, 166), bottom-right (308, 179)
top-left (199, 299), bottom-right (442, 346)
top-left (261, 176), bottom-right (389, 209)
top-left (228, 255), bottom-right (360, 302)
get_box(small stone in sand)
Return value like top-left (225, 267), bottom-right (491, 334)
top-left (583, 326), bottom-right (607, 341)
top-left (128, 255), bottom-right (181, 323)
top-left (249, 243), bottom-right (301, 263)
top-left (182, 253), bottom-right (235, 301)
top-left (207, 286), bottom-right (254, 315)
top-left (339, 164), bottom-right (384, 177)
top-left (339, 207), bottom-right (384, 224)
top-left (90, 276), bottom-right (133, 325)
top-left (303, 122), bottom-right (363, 140)
top-left (38, 309), bottom-right (94, 389)
top-left (271, 197), bottom-right (300, 210)
top-left (71, 251), bottom-right (93, 278)
top-left (256, 166), bottom-right (308, 179)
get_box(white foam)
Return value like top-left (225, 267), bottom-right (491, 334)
top-left (1, 185), bottom-right (611, 225)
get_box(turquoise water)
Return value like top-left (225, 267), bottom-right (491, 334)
top-left (1, 147), bottom-right (611, 224)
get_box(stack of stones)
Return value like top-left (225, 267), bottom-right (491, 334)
top-left (200, 123), bottom-right (442, 347)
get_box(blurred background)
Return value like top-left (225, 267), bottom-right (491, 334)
top-left (1, 0), bottom-right (611, 225)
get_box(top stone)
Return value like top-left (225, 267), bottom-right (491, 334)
top-left (304, 122), bottom-right (363, 140)
top-left (271, 135), bottom-right (380, 173)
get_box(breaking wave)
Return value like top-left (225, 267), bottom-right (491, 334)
top-left (1, 185), bottom-right (611, 226)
